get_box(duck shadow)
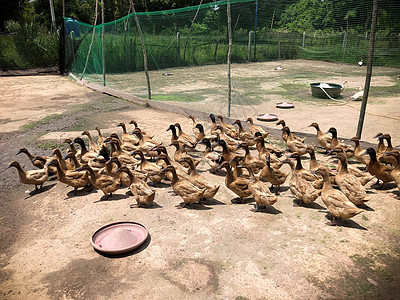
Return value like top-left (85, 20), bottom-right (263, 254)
top-left (201, 198), bottom-right (226, 206)
top-left (358, 203), bottom-right (375, 211)
top-left (391, 190), bottom-right (400, 199)
top-left (95, 233), bottom-right (152, 258)
top-left (25, 183), bottom-right (57, 198)
top-left (149, 182), bottom-right (171, 188)
top-left (294, 199), bottom-right (325, 210)
top-left (94, 193), bottom-right (130, 203)
top-left (251, 205), bottom-right (282, 214)
top-left (272, 186), bottom-right (290, 193)
top-left (66, 185), bottom-right (97, 198)
top-left (177, 202), bottom-right (212, 210)
top-left (324, 214), bottom-right (367, 230)
top-left (231, 197), bottom-right (254, 204)
top-left (130, 202), bottom-right (163, 209)
top-left (371, 182), bottom-right (397, 191)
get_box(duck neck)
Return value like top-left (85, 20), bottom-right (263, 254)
top-left (23, 149), bottom-right (35, 161)
top-left (384, 137), bottom-right (393, 151)
top-left (53, 161), bottom-right (65, 179)
top-left (12, 163), bottom-right (27, 180)
top-left (295, 156), bottom-right (303, 171)
top-left (224, 164), bottom-right (234, 184)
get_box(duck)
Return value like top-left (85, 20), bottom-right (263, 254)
top-left (73, 137), bottom-right (98, 165)
top-left (290, 152), bottom-right (323, 189)
top-left (237, 142), bottom-right (265, 173)
top-left (117, 122), bottom-right (139, 145)
top-left (254, 135), bottom-right (283, 168)
top-left (106, 137), bottom-right (140, 167)
top-left (107, 133), bottom-right (138, 153)
top-left (385, 151), bottom-right (400, 193)
top-left (282, 126), bottom-right (308, 155)
top-left (209, 114), bottom-right (218, 135)
top-left (259, 155), bottom-right (289, 195)
top-left (379, 134), bottom-right (397, 167)
top-left (132, 128), bottom-right (161, 159)
top-left (131, 150), bottom-right (165, 185)
top-left (88, 146), bottom-right (110, 172)
top-left (95, 126), bottom-right (105, 146)
top-left (229, 156), bottom-right (250, 179)
top-left (180, 157), bottom-right (220, 199)
top-left (169, 140), bottom-right (201, 169)
top-left (232, 119), bottom-right (255, 144)
top-left (282, 158), bottom-right (319, 206)
top-left (161, 165), bottom-right (206, 208)
top-left (167, 124), bottom-right (196, 150)
top-left (52, 148), bottom-right (74, 171)
top-left (16, 147), bottom-right (51, 169)
top-left (63, 151), bottom-right (81, 170)
top-left (333, 151), bottom-right (370, 206)
top-left (211, 126), bottom-right (240, 150)
top-left (117, 166), bottom-right (156, 208)
top-left (105, 156), bottom-right (146, 185)
top-left (276, 120), bottom-right (306, 142)
top-left (8, 161), bottom-right (49, 191)
top-left (374, 132), bottom-right (386, 155)
top-left (218, 161), bottom-right (251, 203)
top-left (350, 136), bottom-right (370, 165)
top-left (64, 138), bottom-right (80, 159)
top-left (198, 138), bottom-right (223, 173)
top-left (329, 147), bottom-right (374, 186)
top-left (326, 127), bottom-right (354, 157)
top-left (174, 123), bottom-right (197, 148)
top-left (217, 115), bottom-right (239, 139)
top-left (82, 130), bottom-right (99, 152)
top-left (155, 153), bottom-right (189, 180)
top-left (240, 162), bottom-right (278, 211)
top-left (364, 147), bottom-right (394, 188)
top-left (129, 120), bottom-right (152, 138)
top-left (188, 114), bottom-right (200, 135)
top-left (46, 159), bottom-right (90, 193)
top-left (219, 139), bottom-right (241, 162)
top-left (246, 117), bottom-right (269, 139)
top-left (314, 167), bottom-right (364, 226)
top-left (306, 146), bottom-right (336, 183)
top-left (308, 122), bottom-right (332, 150)
top-left (193, 123), bottom-right (206, 142)
top-left (351, 87), bottom-right (364, 101)
top-left (76, 164), bottom-right (121, 198)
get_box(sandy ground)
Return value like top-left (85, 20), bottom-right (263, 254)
top-left (104, 60), bottom-right (400, 145)
top-left (0, 72), bottom-right (400, 299)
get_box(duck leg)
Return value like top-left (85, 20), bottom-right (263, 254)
top-left (326, 215), bottom-right (337, 226)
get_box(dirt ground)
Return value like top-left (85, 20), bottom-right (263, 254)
top-left (0, 69), bottom-right (400, 299)
top-left (106, 59), bottom-right (400, 145)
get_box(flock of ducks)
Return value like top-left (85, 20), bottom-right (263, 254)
top-left (7, 115), bottom-right (399, 226)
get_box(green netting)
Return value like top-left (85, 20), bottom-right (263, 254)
top-left (65, 0), bottom-right (400, 87)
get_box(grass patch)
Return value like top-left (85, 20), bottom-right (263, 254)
top-left (35, 140), bottom-right (64, 151)
top-left (151, 94), bottom-right (200, 102)
top-left (22, 114), bottom-right (62, 131)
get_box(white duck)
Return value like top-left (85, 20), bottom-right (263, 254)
top-left (351, 87), bottom-right (364, 101)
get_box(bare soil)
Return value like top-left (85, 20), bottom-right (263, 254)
top-left (0, 67), bottom-right (400, 299)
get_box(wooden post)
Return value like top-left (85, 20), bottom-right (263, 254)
top-left (342, 31), bottom-right (348, 64)
top-left (176, 32), bottom-right (180, 66)
top-left (101, 0), bottom-right (106, 86)
top-left (248, 31), bottom-right (253, 62)
top-left (227, 0), bottom-right (232, 118)
top-left (356, 0), bottom-right (378, 138)
top-left (214, 40), bottom-right (219, 63)
top-left (302, 32), bottom-right (306, 49)
top-left (278, 35), bottom-right (281, 60)
top-left (183, 0), bottom-right (204, 64)
top-left (49, 0), bottom-right (57, 32)
top-left (80, 0), bottom-right (98, 80)
top-left (129, 0), bottom-right (151, 100)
